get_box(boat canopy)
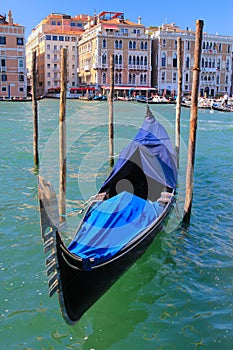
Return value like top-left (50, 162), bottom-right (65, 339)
top-left (100, 115), bottom-right (177, 199)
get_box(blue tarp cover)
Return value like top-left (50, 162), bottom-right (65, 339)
top-left (100, 115), bottom-right (177, 190)
top-left (68, 191), bottom-right (162, 270)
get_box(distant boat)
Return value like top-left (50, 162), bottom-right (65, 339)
top-left (212, 105), bottom-right (233, 112)
top-left (38, 107), bottom-right (177, 325)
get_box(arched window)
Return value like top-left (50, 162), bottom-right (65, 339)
top-left (140, 56), bottom-right (143, 65)
top-left (115, 73), bottom-right (118, 84)
top-left (162, 52), bottom-right (166, 67)
top-left (102, 39), bottom-right (106, 48)
top-left (140, 74), bottom-right (143, 84)
top-left (186, 56), bottom-right (190, 69)
top-left (144, 56), bottom-right (147, 66)
top-left (128, 55), bottom-right (132, 65)
top-left (202, 58), bottom-right (204, 67)
top-left (115, 55), bottom-right (118, 65)
top-left (103, 72), bottom-right (106, 84)
top-left (144, 74), bottom-right (147, 84)
top-left (119, 73), bottom-right (122, 84)
top-left (203, 41), bottom-right (206, 49)
top-left (133, 56), bottom-right (136, 65)
top-left (162, 39), bottom-right (166, 48)
top-left (133, 41), bottom-right (136, 49)
top-left (209, 59), bottom-right (211, 68)
top-left (140, 41), bottom-right (144, 50)
top-left (119, 55), bottom-right (122, 65)
top-left (102, 54), bottom-right (107, 65)
top-left (217, 59), bottom-right (220, 69)
top-left (128, 73), bottom-right (132, 84)
top-left (205, 58), bottom-right (208, 68)
top-left (129, 41), bottom-right (132, 49)
top-left (136, 56), bottom-right (140, 65)
top-left (226, 58), bottom-right (230, 70)
top-left (115, 40), bottom-right (119, 49)
top-left (132, 73), bottom-right (136, 84)
top-left (119, 40), bottom-right (123, 49)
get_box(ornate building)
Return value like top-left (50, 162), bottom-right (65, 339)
top-left (77, 11), bottom-right (152, 96)
top-left (149, 23), bottom-right (233, 97)
top-left (0, 11), bottom-right (27, 99)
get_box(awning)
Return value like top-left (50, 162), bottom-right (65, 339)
top-left (100, 85), bottom-right (156, 91)
top-left (102, 24), bottom-right (119, 30)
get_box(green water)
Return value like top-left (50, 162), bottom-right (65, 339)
top-left (0, 100), bottom-right (233, 349)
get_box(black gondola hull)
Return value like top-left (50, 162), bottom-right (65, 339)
top-left (55, 202), bottom-right (173, 324)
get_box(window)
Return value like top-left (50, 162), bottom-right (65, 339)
top-left (174, 40), bottom-right (177, 49)
top-left (17, 37), bottom-right (24, 45)
top-left (119, 40), bottom-right (122, 49)
top-left (18, 59), bottom-right (24, 70)
top-left (46, 35), bottom-right (51, 40)
top-left (2, 74), bottom-right (7, 81)
top-left (47, 54), bottom-right (50, 60)
top-left (144, 56), bottom-right (147, 66)
top-left (102, 54), bottom-right (107, 65)
top-left (186, 56), bottom-right (190, 69)
top-left (51, 21), bottom-right (56, 25)
top-left (2, 87), bottom-right (6, 92)
top-left (52, 36), bottom-right (58, 41)
top-left (47, 44), bottom-right (50, 50)
top-left (19, 74), bottom-right (24, 82)
top-left (185, 73), bottom-right (189, 82)
top-left (128, 55), bottom-right (132, 65)
top-left (0, 36), bottom-right (6, 45)
top-left (173, 72), bottom-right (177, 82)
top-left (173, 53), bottom-right (177, 68)
top-left (129, 41), bottom-right (132, 49)
top-left (162, 39), bottom-right (166, 48)
top-left (102, 72), bottom-right (106, 84)
top-left (103, 39), bottom-right (106, 48)
top-left (186, 41), bottom-right (190, 50)
top-left (161, 53), bottom-right (166, 67)
top-left (1, 58), bottom-right (6, 67)
top-left (59, 36), bottom-right (64, 41)
top-left (133, 41), bottom-right (136, 49)
top-left (115, 40), bottom-right (119, 49)
top-left (161, 71), bottom-right (165, 82)
top-left (47, 63), bottom-right (50, 69)
top-left (128, 73), bottom-right (132, 84)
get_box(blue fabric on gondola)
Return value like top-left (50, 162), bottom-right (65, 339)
top-left (68, 191), bottom-right (162, 270)
top-left (100, 115), bottom-right (177, 190)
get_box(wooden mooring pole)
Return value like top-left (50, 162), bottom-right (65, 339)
top-left (59, 48), bottom-right (67, 223)
top-left (32, 50), bottom-right (39, 167)
top-left (175, 37), bottom-right (182, 167)
top-left (108, 54), bottom-right (114, 166)
top-left (183, 20), bottom-right (204, 224)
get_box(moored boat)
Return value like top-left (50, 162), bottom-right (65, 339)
top-left (38, 107), bottom-right (177, 325)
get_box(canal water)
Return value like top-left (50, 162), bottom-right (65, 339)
top-left (0, 99), bottom-right (232, 349)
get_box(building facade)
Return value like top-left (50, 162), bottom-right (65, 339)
top-left (26, 13), bottom-right (89, 96)
top-left (149, 23), bottom-right (233, 97)
top-left (0, 11), bottom-right (27, 99)
top-left (77, 12), bottom-right (152, 96)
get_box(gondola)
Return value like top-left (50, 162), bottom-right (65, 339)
top-left (38, 107), bottom-right (177, 325)
top-left (212, 104), bottom-right (233, 112)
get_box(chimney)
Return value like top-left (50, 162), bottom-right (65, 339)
top-left (8, 10), bottom-right (13, 25)
top-left (138, 16), bottom-right (141, 25)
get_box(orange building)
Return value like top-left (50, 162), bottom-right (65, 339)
top-left (0, 10), bottom-right (27, 99)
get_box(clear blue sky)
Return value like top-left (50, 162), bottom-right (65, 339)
top-left (2, 0), bottom-right (233, 39)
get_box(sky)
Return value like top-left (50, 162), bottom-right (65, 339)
top-left (1, 0), bottom-right (233, 40)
